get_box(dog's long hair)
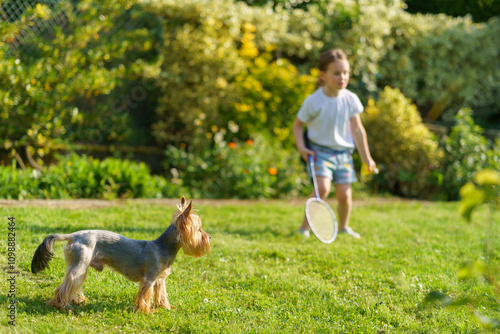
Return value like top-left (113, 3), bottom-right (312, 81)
top-left (31, 234), bottom-right (71, 274)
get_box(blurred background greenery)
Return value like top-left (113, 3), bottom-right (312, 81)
top-left (1, 0), bottom-right (499, 200)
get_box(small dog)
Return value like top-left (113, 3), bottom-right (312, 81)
top-left (31, 197), bottom-right (210, 313)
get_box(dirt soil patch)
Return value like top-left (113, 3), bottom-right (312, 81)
top-left (0, 197), bottom-right (423, 210)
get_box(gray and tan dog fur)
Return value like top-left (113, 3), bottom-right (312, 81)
top-left (30, 197), bottom-right (210, 313)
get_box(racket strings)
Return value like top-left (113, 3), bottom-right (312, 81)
top-left (306, 200), bottom-right (337, 243)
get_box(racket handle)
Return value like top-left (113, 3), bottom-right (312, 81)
top-left (308, 155), bottom-right (320, 199)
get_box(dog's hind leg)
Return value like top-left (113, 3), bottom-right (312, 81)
top-left (47, 241), bottom-right (92, 310)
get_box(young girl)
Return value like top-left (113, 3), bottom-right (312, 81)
top-left (293, 49), bottom-right (376, 239)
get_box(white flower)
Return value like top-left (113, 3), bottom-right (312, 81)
top-left (228, 121), bottom-right (239, 133)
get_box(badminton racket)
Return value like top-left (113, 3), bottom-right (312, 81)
top-left (305, 155), bottom-right (338, 244)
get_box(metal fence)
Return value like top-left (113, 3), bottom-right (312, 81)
top-left (1, 0), bottom-right (154, 55)
top-left (1, 0), bottom-right (72, 53)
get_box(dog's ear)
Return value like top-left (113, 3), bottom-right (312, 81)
top-left (180, 200), bottom-right (192, 222)
top-left (180, 196), bottom-right (186, 206)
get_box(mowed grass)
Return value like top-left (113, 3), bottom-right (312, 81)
top-left (0, 199), bottom-right (499, 333)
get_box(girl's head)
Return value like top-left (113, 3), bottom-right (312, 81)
top-left (317, 49), bottom-right (350, 95)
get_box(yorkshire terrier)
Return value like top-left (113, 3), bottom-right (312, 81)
top-left (30, 197), bottom-right (210, 313)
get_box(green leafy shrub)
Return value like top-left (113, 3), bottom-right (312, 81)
top-left (142, 0), bottom-right (341, 150)
top-left (441, 109), bottom-right (500, 200)
top-left (0, 0), bottom-right (159, 163)
top-left (377, 13), bottom-right (500, 124)
top-left (0, 154), bottom-right (181, 199)
top-left (361, 86), bottom-right (444, 198)
top-left (142, 0), bottom-right (245, 148)
top-left (164, 134), bottom-right (308, 199)
top-left (222, 24), bottom-right (316, 147)
top-left (0, 163), bottom-right (38, 200)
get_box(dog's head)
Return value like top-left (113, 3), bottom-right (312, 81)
top-left (173, 197), bottom-right (210, 257)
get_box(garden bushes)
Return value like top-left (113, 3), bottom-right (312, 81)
top-left (0, 138), bottom-right (308, 200)
top-left (164, 134), bottom-right (308, 199)
top-left (441, 109), bottom-right (500, 200)
top-left (143, 0), bottom-right (245, 147)
top-left (222, 23), bottom-right (317, 146)
top-left (362, 87), bottom-right (443, 198)
top-left (362, 88), bottom-right (500, 199)
top-left (0, 0), bottom-right (160, 165)
top-left (377, 14), bottom-right (500, 126)
top-left (2, 0), bottom-right (500, 200)
top-left (0, 154), bottom-right (181, 199)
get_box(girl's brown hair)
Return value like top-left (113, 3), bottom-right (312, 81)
top-left (317, 49), bottom-right (348, 86)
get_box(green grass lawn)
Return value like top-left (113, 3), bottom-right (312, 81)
top-left (1, 199), bottom-right (499, 333)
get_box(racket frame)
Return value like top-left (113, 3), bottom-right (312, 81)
top-left (305, 155), bottom-right (338, 244)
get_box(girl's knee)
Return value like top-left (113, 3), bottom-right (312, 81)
top-left (337, 193), bottom-right (351, 204)
top-left (316, 177), bottom-right (331, 199)
top-left (317, 185), bottom-right (331, 199)
top-left (335, 185), bottom-right (352, 203)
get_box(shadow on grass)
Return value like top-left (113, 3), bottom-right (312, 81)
top-left (217, 226), bottom-right (295, 239)
top-left (2, 293), bottom-right (137, 316)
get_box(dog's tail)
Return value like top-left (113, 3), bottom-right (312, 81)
top-left (31, 234), bottom-right (72, 274)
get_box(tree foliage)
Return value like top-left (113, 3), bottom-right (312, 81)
top-left (0, 0), bottom-right (159, 164)
top-left (404, 0), bottom-right (500, 23)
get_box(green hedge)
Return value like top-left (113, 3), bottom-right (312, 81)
top-left (377, 14), bottom-right (500, 126)
top-left (0, 154), bottom-right (183, 200)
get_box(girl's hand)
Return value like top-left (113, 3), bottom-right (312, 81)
top-left (367, 158), bottom-right (377, 174)
top-left (299, 147), bottom-right (315, 162)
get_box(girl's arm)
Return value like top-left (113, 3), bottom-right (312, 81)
top-left (293, 117), bottom-right (315, 161)
top-left (350, 115), bottom-right (376, 172)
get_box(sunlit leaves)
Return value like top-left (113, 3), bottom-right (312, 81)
top-left (361, 86), bottom-right (443, 197)
top-left (0, 0), bottom-right (158, 161)
top-left (378, 13), bottom-right (500, 119)
top-left (457, 260), bottom-right (486, 280)
top-left (475, 169), bottom-right (500, 187)
top-left (442, 109), bottom-right (500, 200)
top-left (459, 182), bottom-right (486, 221)
top-left (459, 169), bottom-right (500, 222)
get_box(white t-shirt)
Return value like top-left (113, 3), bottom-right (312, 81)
top-left (297, 88), bottom-right (364, 150)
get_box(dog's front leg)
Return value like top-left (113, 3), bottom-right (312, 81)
top-left (153, 279), bottom-right (173, 310)
top-left (153, 268), bottom-right (174, 310)
top-left (134, 278), bottom-right (155, 313)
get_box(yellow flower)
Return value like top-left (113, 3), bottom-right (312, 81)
top-left (242, 23), bottom-right (257, 32)
top-left (216, 77), bottom-right (227, 89)
top-left (235, 103), bottom-right (252, 112)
